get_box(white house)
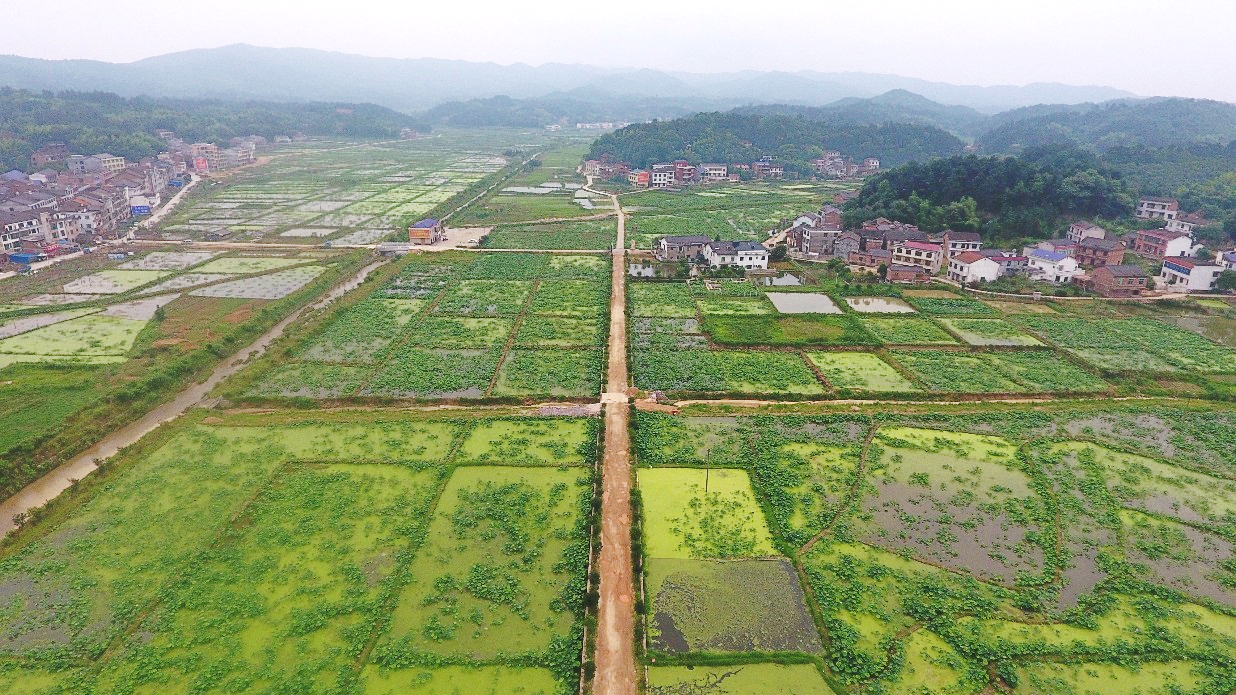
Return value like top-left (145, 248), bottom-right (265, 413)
top-left (1159, 258), bottom-right (1224, 292)
top-left (947, 251), bottom-right (1003, 284)
top-left (1027, 249), bottom-right (1081, 284)
top-left (891, 241), bottom-right (944, 274)
top-left (1066, 221), bottom-right (1107, 243)
top-left (703, 240), bottom-right (769, 269)
top-left (1136, 197), bottom-right (1179, 221)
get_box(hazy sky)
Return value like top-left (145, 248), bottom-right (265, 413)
top-left (5, 0), bottom-right (1235, 101)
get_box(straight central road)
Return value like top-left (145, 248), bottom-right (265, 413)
top-left (594, 193), bottom-right (637, 695)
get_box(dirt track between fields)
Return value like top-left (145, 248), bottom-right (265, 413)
top-left (594, 192), bottom-right (637, 695)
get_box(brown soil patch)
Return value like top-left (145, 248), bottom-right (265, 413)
top-left (152, 338), bottom-right (186, 347)
top-left (222, 308), bottom-right (254, 324)
top-left (201, 417), bottom-right (224, 424)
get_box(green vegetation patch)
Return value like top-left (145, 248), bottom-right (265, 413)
top-left (905, 296), bottom-right (998, 316)
top-left (433, 280), bottom-right (533, 316)
top-left (646, 558), bottom-right (821, 654)
top-left (807, 352), bottom-right (920, 392)
top-left (248, 362), bottom-right (368, 398)
top-left (1023, 316), bottom-right (1236, 372)
top-left (1013, 661), bottom-right (1208, 694)
top-left (633, 413), bottom-right (746, 468)
top-left (0, 364), bottom-right (108, 458)
top-left (366, 348), bottom-right (500, 398)
top-left (891, 351), bottom-right (1026, 392)
top-left (637, 467), bottom-right (776, 559)
top-left (376, 466), bottom-right (589, 660)
top-left (631, 283), bottom-right (698, 318)
top-left (494, 349), bottom-right (603, 398)
top-left (528, 279), bottom-right (608, 318)
top-left (704, 314), bottom-right (876, 347)
top-left (695, 297), bottom-right (774, 316)
top-left (408, 316), bottom-right (515, 349)
top-left (514, 316), bottom-right (604, 347)
top-left (486, 220), bottom-right (617, 250)
top-left (299, 298), bottom-right (424, 362)
top-left (861, 317), bottom-right (959, 345)
top-left (937, 318), bottom-right (1044, 346)
top-left (646, 664), bottom-right (833, 695)
top-left (0, 314), bottom-right (147, 356)
top-left (633, 349), bottom-right (824, 395)
top-left (456, 418), bottom-right (596, 466)
top-left (360, 665), bottom-right (559, 695)
top-left (95, 463), bottom-right (441, 693)
top-left (986, 351), bottom-right (1109, 393)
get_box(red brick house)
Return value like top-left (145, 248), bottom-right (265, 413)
top-left (1074, 237), bottom-right (1125, 268)
top-left (887, 264), bottom-right (931, 283)
top-left (1079, 264), bottom-right (1148, 297)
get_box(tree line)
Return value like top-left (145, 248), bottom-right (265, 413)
top-left (0, 88), bottom-right (425, 171)
top-left (841, 144), bottom-right (1137, 240)
top-left (586, 112), bottom-right (965, 173)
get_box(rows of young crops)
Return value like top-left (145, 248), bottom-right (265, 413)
top-left (632, 408), bottom-right (1236, 693)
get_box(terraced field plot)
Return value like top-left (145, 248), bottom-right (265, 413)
top-left (807, 351), bottom-right (920, 392)
top-left (243, 251), bottom-right (609, 401)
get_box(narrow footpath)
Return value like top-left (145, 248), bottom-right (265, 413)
top-left (594, 193), bottom-right (637, 695)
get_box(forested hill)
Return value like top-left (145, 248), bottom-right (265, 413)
top-left (0, 88), bottom-right (425, 171)
top-left (732, 90), bottom-right (992, 138)
top-left (841, 144), bottom-right (1135, 240)
top-left (978, 98), bottom-right (1236, 152)
top-left (586, 112), bottom-right (964, 173)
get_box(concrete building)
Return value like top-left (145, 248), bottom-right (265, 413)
top-left (1066, 221), bottom-right (1108, 243)
top-left (1134, 229), bottom-right (1194, 259)
top-left (891, 241), bottom-right (944, 273)
top-left (700, 164), bottom-right (728, 181)
top-left (657, 235), bottom-right (711, 261)
top-left (1136, 197), bottom-right (1179, 221)
top-left (1027, 249), bottom-right (1081, 284)
top-left (1159, 257), bottom-right (1224, 292)
top-left (408, 218), bottom-right (445, 244)
top-left (1074, 237), bottom-right (1126, 268)
top-left (947, 251), bottom-right (1002, 284)
top-left (938, 230), bottom-right (981, 260)
top-left (703, 240), bottom-right (769, 269)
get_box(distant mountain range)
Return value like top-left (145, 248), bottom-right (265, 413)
top-left (0, 44), bottom-right (1141, 115)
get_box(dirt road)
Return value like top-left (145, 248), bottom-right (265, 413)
top-left (594, 194), bottom-right (637, 695)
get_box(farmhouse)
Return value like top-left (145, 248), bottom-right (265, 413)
top-left (1026, 249), bottom-right (1080, 284)
top-left (981, 250), bottom-right (1029, 275)
top-left (1159, 257), bottom-right (1224, 292)
top-left (700, 163), bottom-right (728, 181)
top-left (1133, 228), bottom-right (1193, 259)
top-left (1136, 196), bottom-right (1179, 221)
top-left (887, 264), bottom-right (931, 283)
top-left (703, 240), bottom-right (769, 269)
top-left (657, 235), bottom-right (710, 261)
top-left (1074, 237), bottom-right (1125, 268)
top-left (937, 230), bottom-right (982, 260)
top-left (891, 241), bottom-right (944, 274)
top-left (1077, 264), bottom-right (1149, 297)
top-left (849, 247), bottom-right (892, 268)
top-left (408, 218), bottom-right (445, 245)
top-left (1066, 221), bottom-right (1107, 243)
top-left (947, 251), bottom-right (1002, 284)
top-left (650, 164), bottom-right (676, 188)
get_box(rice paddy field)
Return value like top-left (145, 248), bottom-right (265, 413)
top-left (632, 406), bottom-right (1236, 694)
top-left (0, 245), bottom-right (364, 497)
top-left (0, 410), bottom-right (600, 695)
top-left (236, 251), bottom-right (610, 402)
top-left (158, 129), bottom-right (580, 243)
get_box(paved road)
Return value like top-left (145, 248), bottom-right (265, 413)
top-left (594, 193), bottom-right (637, 695)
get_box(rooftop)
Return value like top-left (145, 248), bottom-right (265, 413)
top-left (1030, 249), bottom-right (1069, 262)
top-left (1100, 265), bottom-right (1148, 278)
top-left (1079, 237), bottom-right (1124, 250)
top-left (954, 251), bottom-right (988, 264)
top-left (900, 241), bottom-right (942, 252)
top-left (410, 218), bottom-right (440, 228)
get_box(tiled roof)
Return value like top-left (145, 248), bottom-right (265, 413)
top-left (1101, 264), bottom-right (1148, 277)
top-left (954, 251), bottom-right (988, 264)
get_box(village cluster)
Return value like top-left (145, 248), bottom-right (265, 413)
top-left (651, 190), bottom-right (1232, 296)
top-left (0, 130), bottom-right (319, 270)
top-left (584, 152), bottom-right (879, 188)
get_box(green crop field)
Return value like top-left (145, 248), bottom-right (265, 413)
top-left (937, 318), bottom-right (1044, 346)
top-left (807, 351), bottom-right (920, 392)
top-left (239, 251), bottom-right (608, 402)
top-left (632, 349), bottom-right (825, 395)
top-left (891, 350), bottom-right (1026, 392)
top-left (0, 411), bottom-right (598, 694)
top-left (485, 219), bottom-right (618, 250)
top-left (638, 467), bottom-right (777, 559)
top-left (860, 316), bottom-right (959, 345)
top-left (1022, 316), bottom-right (1236, 372)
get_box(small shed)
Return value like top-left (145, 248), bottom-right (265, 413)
top-left (408, 218), bottom-right (445, 245)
